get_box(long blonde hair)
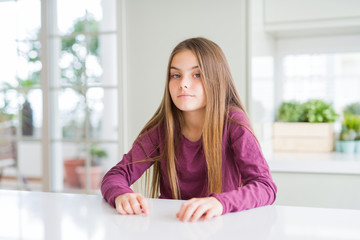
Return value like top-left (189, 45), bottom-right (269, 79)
top-left (138, 37), bottom-right (247, 199)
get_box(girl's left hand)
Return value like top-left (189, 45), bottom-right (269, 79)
top-left (176, 197), bottom-right (223, 222)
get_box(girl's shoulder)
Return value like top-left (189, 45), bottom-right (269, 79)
top-left (226, 106), bottom-right (250, 125)
top-left (225, 106), bottom-right (254, 136)
top-left (137, 122), bottom-right (165, 146)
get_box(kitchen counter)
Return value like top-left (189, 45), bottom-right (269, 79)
top-left (267, 152), bottom-right (360, 174)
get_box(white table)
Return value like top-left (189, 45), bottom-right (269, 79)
top-left (1, 190), bottom-right (360, 240)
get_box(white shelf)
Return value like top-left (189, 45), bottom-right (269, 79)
top-left (266, 152), bottom-right (360, 175)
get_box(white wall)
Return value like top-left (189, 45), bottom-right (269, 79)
top-left (122, 0), bottom-right (248, 147)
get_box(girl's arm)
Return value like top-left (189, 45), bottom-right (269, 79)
top-left (211, 119), bottom-right (277, 214)
top-left (101, 130), bottom-right (160, 209)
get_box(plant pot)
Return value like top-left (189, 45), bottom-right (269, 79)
top-left (22, 99), bottom-right (34, 136)
top-left (76, 165), bottom-right (104, 190)
top-left (335, 140), bottom-right (342, 153)
top-left (272, 122), bottom-right (334, 152)
top-left (355, 141), bottom-right (360, 154)
top-left (340, 141), bottom-right (356, 154)
top-left (64, 158), bottom-right (85, 187)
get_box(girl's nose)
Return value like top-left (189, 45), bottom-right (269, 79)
top-left (180, 77), bottom-right (190, 89)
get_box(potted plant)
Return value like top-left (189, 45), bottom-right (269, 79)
top-left (63, 150), bottom-right (86, 188)
top-left (300, 99), bottom-right (338, 123)
top-left (1, 77), bottom-right (39, 137)
top-left (276, 101), bottom-right (304, 122)
top-left (336, 114), bottom-right (360, 154)
top-left (75, 145), bottom-right (108, 190)
top-left (273, 99), bottom-right (338, 152)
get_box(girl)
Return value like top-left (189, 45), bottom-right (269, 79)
top-left (101, 37), bottom-right (277, 222)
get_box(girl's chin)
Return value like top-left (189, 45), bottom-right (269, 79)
top-left (175, 105), bottom-right (206, 112)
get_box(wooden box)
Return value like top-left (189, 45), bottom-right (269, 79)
top-left (272, 122), bottom-right (334, 152)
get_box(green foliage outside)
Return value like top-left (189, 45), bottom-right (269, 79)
top-left (276, 99), bottom-right (338, 123)
top-left (0, 98), bottom-right (15, 122)
top-left (0, 29), bottom-right (40, 135)
top-left (61, 16), bottom-right (100, 139)
top-left (90, 145), bottom-right (108, 166)
top-left (61, 16), bottom-right (99, 86)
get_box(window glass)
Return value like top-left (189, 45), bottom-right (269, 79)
top-left (87, 34), bottom-right (118, 87)
top-left (281, 53), bottom-right (360, 113)
top-left (57, 0), bottom-right (116, 35)
top-left (87, 88), bottom-right (118, 140)
top-left (15, 0), bottom-right (41, 40)
top-left (52, 0), bottom-right (118, 192)
top-left (89, 143), bottom-right (118, 193)
top-left (0, 0), bottom-right (42, 191)
top-left (57, 88), bottom-right (86, 140)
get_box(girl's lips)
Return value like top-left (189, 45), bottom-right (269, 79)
top-left (178, 94), bottom-right (194, 97)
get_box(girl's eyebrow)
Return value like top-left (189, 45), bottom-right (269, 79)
top-left (170, 66), bottom-right (199, 71)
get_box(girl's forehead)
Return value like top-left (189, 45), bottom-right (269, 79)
top-left (170, 50), bottom-right (199, 68)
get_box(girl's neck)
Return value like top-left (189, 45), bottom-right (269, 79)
top-left (181, 109), bottom-right (205, 142)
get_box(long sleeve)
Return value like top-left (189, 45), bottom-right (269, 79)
top-left (210, 111), bottom-right (277, 214)
top-left (101, 129), bottom-right (160, 208)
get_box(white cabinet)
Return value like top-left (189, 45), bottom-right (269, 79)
top-left (263, 0), bottom-right (360, 37)
top-left (272, 172), bottom-right (360, 210)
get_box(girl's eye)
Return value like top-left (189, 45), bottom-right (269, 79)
top-left (171, 74), bottom-right (181, 79)
top-left (194, 73), bottom-right (201, 78)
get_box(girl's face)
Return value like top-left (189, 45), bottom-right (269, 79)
top-left (169, 50), bottom-right (206, 113)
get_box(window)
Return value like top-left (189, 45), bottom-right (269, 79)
top-left (0, 0), bottom-right (120, 193)
top-left (281, 53), bottom-right (360, 113)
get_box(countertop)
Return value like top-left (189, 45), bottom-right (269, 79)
top-left (267, 152), bottom-right (360, 174)
top-left (1, 190), bottom-right (360, 240)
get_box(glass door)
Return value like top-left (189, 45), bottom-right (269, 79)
top-left (50, 0), bottom-right (119, 193)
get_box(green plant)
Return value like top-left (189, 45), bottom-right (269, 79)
top-left (344, 102), bottom-right (360, 115)
top-left (301, 99), bottom-right (338, 123)
top-left (0, 96), bottom-right (16, 123)
top-left (276, 99), bottom-right (338, 123)
top-left (61, 16), bottom-right (100, 139)
top-left (340, 128), bottom-right (357, 141)
top-left (90, 145), bottom-right (108, 166)
top-left (340, 114), bottom-right (360, 141)
top-left (276, 101), bottom-right (304, 122)
top-left (61, 16), bottom-right (99, 86)
top-left (0, 31), bottom-right (40, 134)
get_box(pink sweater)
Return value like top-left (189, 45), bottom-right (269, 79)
top-left (101, 109), bottom-right (277, 214)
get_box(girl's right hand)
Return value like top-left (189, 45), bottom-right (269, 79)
top-left (114, 193), bottom-right (150, 216)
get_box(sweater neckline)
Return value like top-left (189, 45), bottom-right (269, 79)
top-left (182, 134), bottom-right (202, 145)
